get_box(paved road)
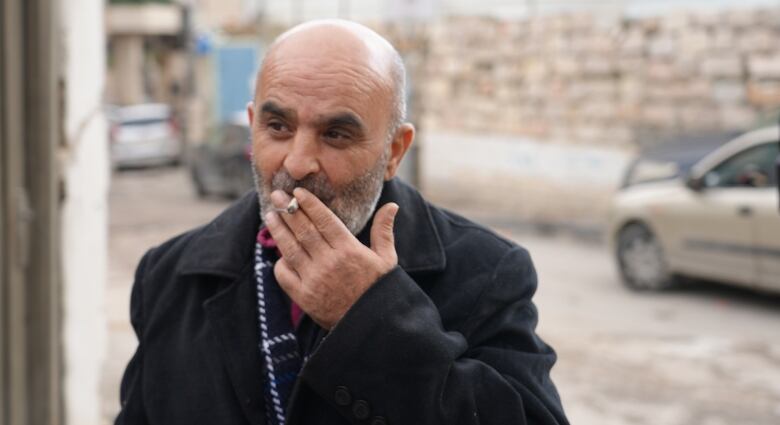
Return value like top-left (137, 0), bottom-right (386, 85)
top-left (102, 167), bottom-right (780, 425)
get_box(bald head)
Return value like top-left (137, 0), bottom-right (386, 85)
top-left (256, 20), bottom-right (407, 135)
top-left (248, 20), bottom-right (416, 235)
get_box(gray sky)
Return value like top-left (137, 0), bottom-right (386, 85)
top-left (255, 0), bottom-right (780, 23)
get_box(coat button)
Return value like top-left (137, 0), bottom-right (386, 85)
top-left (371, 416), bottom-right (387, 425)
top-left (334, 386), bottom-right (351, 406)
top-left (352, 400), bottom-right (371, 420)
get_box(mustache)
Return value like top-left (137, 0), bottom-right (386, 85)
top-left (271, 170), bottom-right (337, 204)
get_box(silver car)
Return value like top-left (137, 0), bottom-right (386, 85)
top-left (108, 103), bottom-right (183, 168)
top-left (609, 126), bottom-right (780, 293)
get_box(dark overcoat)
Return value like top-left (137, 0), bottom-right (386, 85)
top-left (115, 178), bottom-right (568, 425)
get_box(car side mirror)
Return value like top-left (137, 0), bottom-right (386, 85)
top-left (686, 174), bottom-right (705, 192)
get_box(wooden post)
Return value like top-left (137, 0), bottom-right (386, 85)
top-left (1, 0), bottom-right (62, 423)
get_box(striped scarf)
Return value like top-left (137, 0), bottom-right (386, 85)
top-left (254, 230), bottom-right (303, 425)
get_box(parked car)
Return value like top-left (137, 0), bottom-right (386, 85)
top-left (108, 103), bottom-right (183, 168)
top-left (609, 126), bottom-right (780, 293)
top-left (189, 114), bottom-right (254, 198)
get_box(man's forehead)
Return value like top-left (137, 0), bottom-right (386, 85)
top-left (261, 55), bottom-right (386, 93)
top-left (258, 23), bottom-right (394, 94)
top-left (262, 44), bottom-right (388, 87)
top-left (257, 56), bottom-right (389, 118)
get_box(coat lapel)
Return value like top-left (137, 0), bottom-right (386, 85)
top-left (202, 264), bottom-right (267, 425)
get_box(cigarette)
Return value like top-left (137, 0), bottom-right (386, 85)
top-left (285, 198), bottom-right (299, 214)
top-left (273, 197), bottom-right (298, 214)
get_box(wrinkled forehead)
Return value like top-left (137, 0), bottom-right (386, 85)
top-left (256, 25), bottom-right (395, 110)
top-left (259, 58), bottom-right (388, 108)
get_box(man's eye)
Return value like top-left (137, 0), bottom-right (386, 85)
top-left (323, 129), bottom-right (350, 142)
top-left (268, 122), bottom-right (287, 132)
top-left (265, 121), bottom-right (292, 138)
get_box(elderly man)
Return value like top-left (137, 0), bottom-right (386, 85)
top-left (115, 20), bottom-right (568, 425)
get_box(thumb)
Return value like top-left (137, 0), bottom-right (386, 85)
top-left (370, 202), bottom-right (399, 262)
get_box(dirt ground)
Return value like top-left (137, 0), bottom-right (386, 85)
top-left (102, 167), bottom-right (780, 425)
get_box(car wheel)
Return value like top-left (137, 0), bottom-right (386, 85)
top-left (617, 223), bottom-right (674, 291)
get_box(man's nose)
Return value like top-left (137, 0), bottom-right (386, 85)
top-left (283, 130), bottom-right (321, 180)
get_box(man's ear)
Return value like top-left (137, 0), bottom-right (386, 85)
top-left (384, 123), bottom-right (415, 180)
top-left (246, 101), bottom-right (255, 126)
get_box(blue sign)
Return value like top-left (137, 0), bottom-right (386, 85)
top-left (214, 45), bottom-right (258, 122)
top-left (195, 33), bottom-right (212, 56)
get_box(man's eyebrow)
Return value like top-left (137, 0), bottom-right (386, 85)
top-left (319, 113), bottom-right (366, 132)
top-left (260, 101), bottom-right (295, 119)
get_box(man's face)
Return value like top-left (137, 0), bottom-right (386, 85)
top-left (248, 35), bottom-right (395, 235)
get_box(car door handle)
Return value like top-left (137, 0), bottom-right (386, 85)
top-left (737, 205), bottom-right (753, 217)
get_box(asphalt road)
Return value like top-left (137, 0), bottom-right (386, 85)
top-left (102, 167), bottom-right (780, 425)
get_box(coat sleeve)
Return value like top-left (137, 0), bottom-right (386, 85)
top-left (114, 250), bottom-right (153, 425)
top-left (298, 247), bottom-right (568, 425)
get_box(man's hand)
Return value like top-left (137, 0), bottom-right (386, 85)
top-left (264, 187), bottom-right (399, 330)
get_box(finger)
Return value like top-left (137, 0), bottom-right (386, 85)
top-left (269, 189), bottom-right (295, 211)
top-left (274, 258), bottom-right (302, 300)
top-left (370, 202), bottom-right (399, 263)
top-left (264, 211), bottom-right (311, 272)
top-left (293, 187), bottom-right (352, 245)
top-left (271, 190), bottom-right (330, 253)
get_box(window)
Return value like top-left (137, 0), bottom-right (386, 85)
top-left (704, 142), bottom-right (778, 189)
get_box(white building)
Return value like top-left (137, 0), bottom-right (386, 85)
top-left (1, 0), bottom-right (109, 424)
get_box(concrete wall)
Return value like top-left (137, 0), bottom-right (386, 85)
top-left (61, 0), bottom-right (109, 424)
top-left (385, 8), bottom-right (780, 224)
top-left (194, 0), bottom-right (245, 30)
top-left (106, 3), bottom-right (182, 35)
top-left (421, 132), bottom-right (629, 226)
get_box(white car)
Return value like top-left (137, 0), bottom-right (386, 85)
top-left (609, 126), bottom-right (780, 293)
top-left (108, 103), bottom-right (183, 168)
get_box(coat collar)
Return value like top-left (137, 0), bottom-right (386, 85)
top-left (178, 178), bottom-right (446, 278)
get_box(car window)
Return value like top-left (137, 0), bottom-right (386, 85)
top-left (704, 142), bottom-right (778, 188)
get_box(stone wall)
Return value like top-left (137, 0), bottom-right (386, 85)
top-left (421, 8), bottom-right (780, 147)
top-left (380, 8), bottom-right (780, 226)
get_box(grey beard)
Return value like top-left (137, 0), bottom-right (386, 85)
top-left (252, 151), bottom-right (388, 235)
